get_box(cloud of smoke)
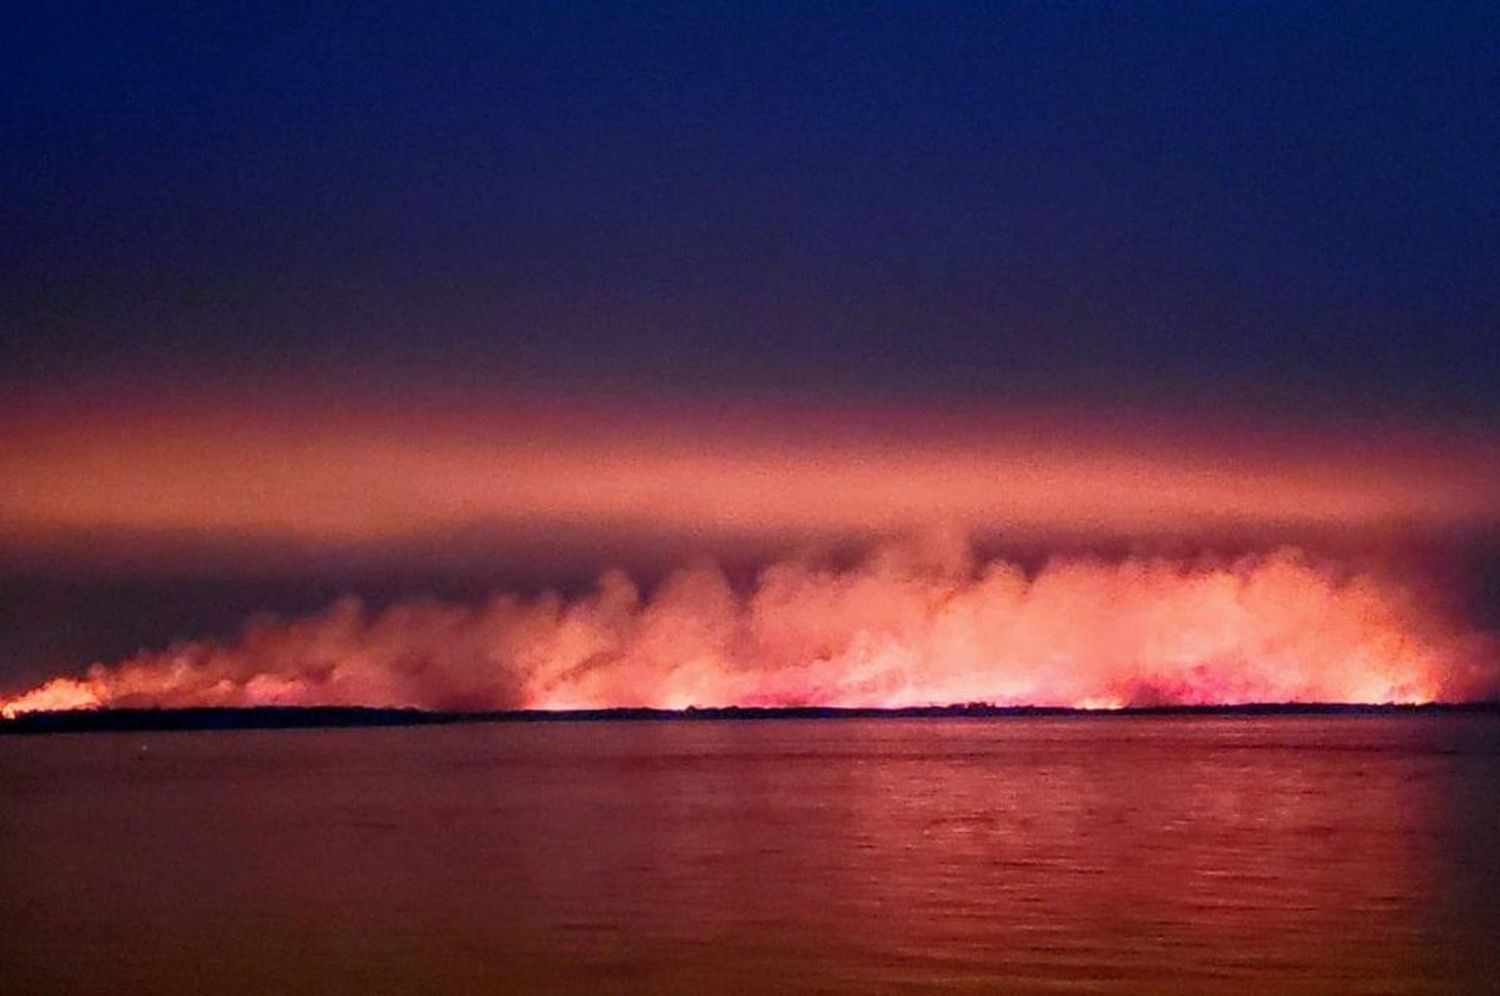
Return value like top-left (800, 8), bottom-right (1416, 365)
top-left (3, 539), bottom-right (1495, 718)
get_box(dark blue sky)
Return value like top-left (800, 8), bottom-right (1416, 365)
top-left (6, 1), bottom-right (1499, 420)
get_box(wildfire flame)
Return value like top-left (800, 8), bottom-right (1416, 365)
top-left (4, 541), bottom-right (1494, 719)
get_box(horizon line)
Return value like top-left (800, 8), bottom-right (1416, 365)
top-left (5, 701), bottom-right (1500, 735)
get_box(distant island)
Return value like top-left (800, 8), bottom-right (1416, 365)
top-left (3, 701), bottom-right (1499, 734)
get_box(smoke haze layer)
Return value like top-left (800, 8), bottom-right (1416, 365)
top-left (5, 539), bottom-right (1495, 717)
top-left (7, 394), bottom-right (1500, 576)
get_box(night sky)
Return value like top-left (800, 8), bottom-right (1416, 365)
top-left (4, 3), bottom-right (1500, 693)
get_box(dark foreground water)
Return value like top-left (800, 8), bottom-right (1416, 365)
top-left (3, 716), bottom-right (1499, 994)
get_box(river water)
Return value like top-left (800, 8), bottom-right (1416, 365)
top-left (3, 715), bottom-right (1498, 993)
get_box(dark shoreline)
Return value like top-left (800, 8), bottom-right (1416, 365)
top-left (4, 701), bottom-right (1500, 735)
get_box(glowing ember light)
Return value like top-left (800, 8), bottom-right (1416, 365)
top-left (2, 542), bottom-right (1494, 718)
top-left (0, 675), bottom-right (104, 719)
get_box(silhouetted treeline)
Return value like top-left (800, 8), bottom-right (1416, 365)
top-left (3, 701), bottom-right (1499, 735)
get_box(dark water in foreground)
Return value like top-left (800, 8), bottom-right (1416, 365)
top-left (3, 716), bottom-right (1499, 994)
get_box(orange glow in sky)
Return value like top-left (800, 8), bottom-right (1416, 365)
top-left (4, 394), bottom-right (1499, 559)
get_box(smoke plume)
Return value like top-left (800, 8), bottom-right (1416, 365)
top-left (3, 539), bottom-right (1496, 717)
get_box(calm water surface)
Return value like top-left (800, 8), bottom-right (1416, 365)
top-left (3, 716), bottom-right (1499, 994)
